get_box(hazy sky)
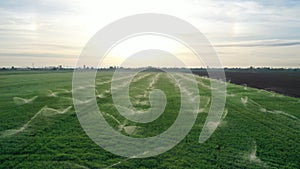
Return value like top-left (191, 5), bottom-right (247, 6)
top-left (0, 0), bottom-right (299, 68)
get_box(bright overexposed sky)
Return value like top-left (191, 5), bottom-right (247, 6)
top-left (0, 0), bottom-right (300, 68)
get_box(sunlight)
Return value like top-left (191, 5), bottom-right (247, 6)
top-left (101, 34), bottom-right (203, 68)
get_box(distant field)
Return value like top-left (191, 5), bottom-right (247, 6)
top-left (193, 69), bottom-right (300, 98)
top-left (0, 70), bottom-right (299, 168)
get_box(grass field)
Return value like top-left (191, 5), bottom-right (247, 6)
top-left (0, 70), bottom-right (299, 168)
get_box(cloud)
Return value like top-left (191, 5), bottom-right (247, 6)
top-left (190, 0), bottom-right (300, 23)
top-left (0, 52), bottom-right (76, 58)
top-left (214, 39), bottom-right (300, 47)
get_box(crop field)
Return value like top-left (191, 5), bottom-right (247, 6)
top-left (0, 70), bottom-right (299, 168)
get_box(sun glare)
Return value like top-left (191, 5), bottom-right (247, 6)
top-left (101, 34), bottom-right (202, 68)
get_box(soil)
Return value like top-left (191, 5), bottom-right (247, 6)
top-left (192, 69), bottom-right (300, 98)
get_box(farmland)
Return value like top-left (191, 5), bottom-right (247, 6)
top-left (192, 69), bottom-right (300, 98)
top-left (0, 70), bottom-right (299, 168)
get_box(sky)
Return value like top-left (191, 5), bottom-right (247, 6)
top-left (0, 0), bottom-right (299, 68)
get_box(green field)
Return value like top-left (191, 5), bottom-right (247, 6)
top-left (0, 70), bottom-right (299, 168)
